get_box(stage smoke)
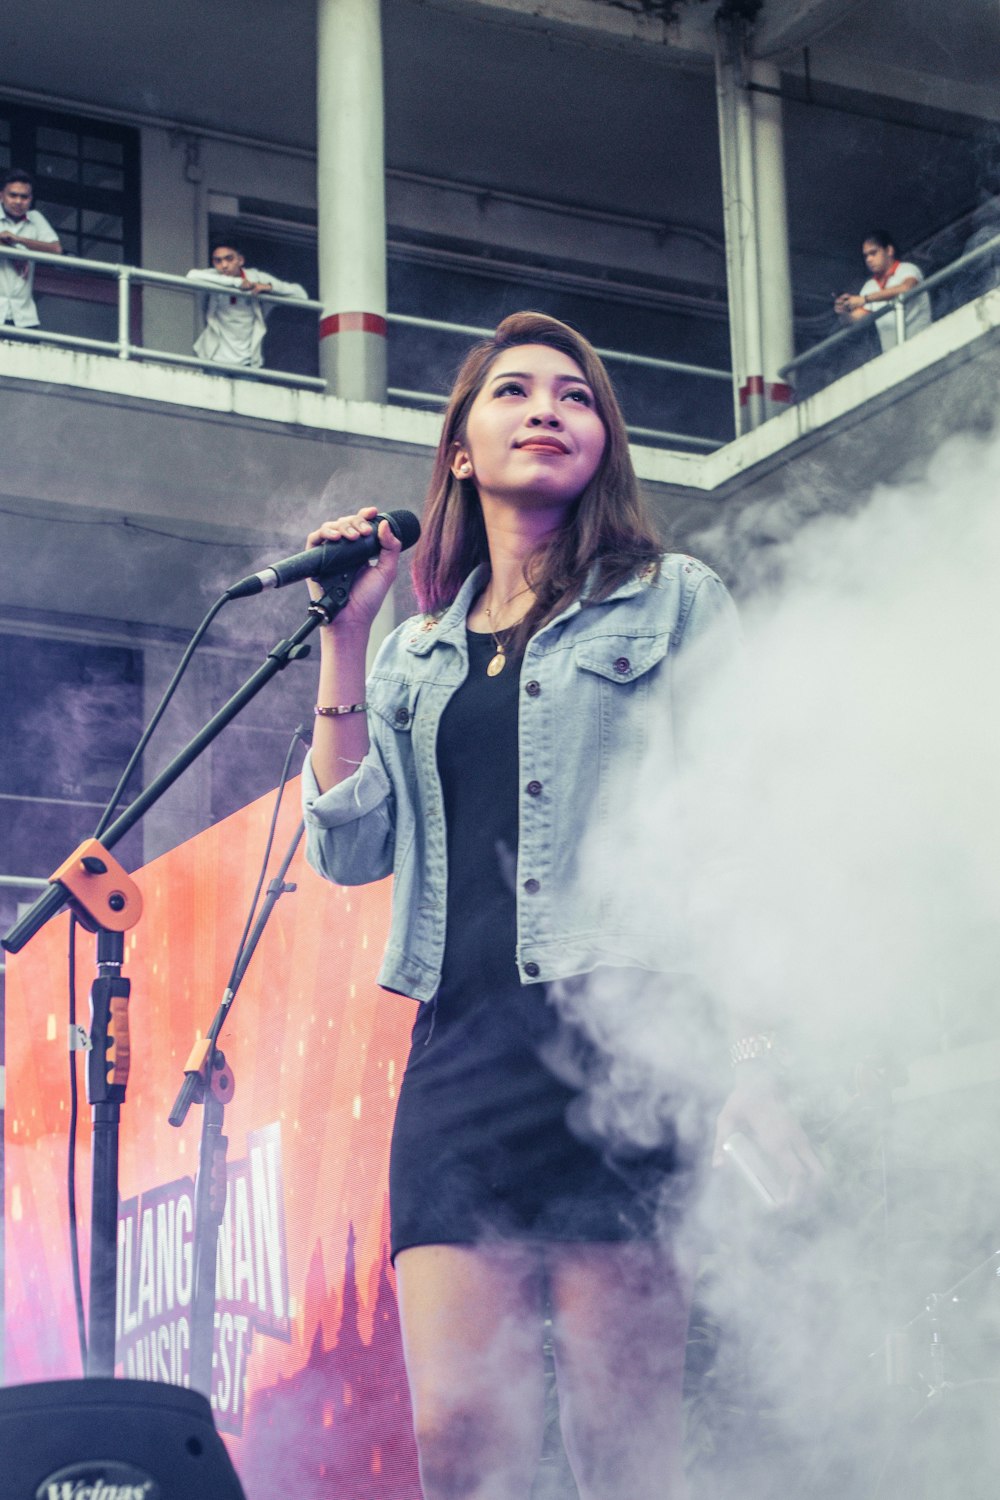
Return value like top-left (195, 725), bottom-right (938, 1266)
top-left (559, 421), bottom-right (1000, 1499)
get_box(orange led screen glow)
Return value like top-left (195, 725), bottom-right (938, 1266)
top-left (3, 784), bottom-right (421, 1497)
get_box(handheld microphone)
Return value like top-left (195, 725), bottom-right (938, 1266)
top-left (227, 509), bottom-right (421, 599)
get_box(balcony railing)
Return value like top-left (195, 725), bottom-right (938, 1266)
top-left (385, 311), bottom-right (729, 451)
top-left (779, 233), bottom-right (1000, 397)
top-left (0, 242), bottom-right (731, 451)
top-left (0, 242), bottom-right (327, 388)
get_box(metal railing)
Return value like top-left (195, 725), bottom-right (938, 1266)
top-left (0, 241), bottom-right (326, 389)
top-left (386, 312), bottom-right (729, 451)
top-left (779, 232), bottom-right (1000, 392)
top-left (0, 243), bottom-right (731, 449)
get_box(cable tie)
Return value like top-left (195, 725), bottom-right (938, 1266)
top-left (69, 1024), bottom-right (92, 1052)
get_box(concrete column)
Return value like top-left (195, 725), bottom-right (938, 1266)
top-left (733, 67), bottom-right (766, 431)
top-left (713, 39), bottom-right (748, 437)
top-left (317, 0), bottom-right (388, 402)
top-left (714, 25), bottom-right (794, 431)
top-left (751, 59), bottom-right (795, 421)
top-left (715, 20), bottom-right (763, 432)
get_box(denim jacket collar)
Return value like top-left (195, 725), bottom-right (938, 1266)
top-left (403, 561), bottom-right (654, 659)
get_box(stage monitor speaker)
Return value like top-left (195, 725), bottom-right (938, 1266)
top-left (0, 1377), bottom-right (246, 1500)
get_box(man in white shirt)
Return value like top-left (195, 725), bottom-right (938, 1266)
top-left (0, 169), bottom-right (63, 328)
top-left (835, 231), bottom-right (932, 351)
top-left (186, 242), bottom-right (308, 368)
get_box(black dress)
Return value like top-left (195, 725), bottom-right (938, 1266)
top-left (388, 630), bottom-right (703, 1260)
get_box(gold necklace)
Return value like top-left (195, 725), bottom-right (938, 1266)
top-left (483, 584), bottom-right (531, 677)
top-left (484, 607), bottom-right (511, 677)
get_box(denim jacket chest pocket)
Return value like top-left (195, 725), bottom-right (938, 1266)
top-left (572, 630), bottom-right (671, 684)
top-left (368, 675), bottom-right (421, 737)
top-left (570, 630), bottom-right (672, 771)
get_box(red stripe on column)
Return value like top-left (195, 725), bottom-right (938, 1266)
top-left (738, 375), bottom-right (765, 407)
top-left (319, 312), bottom-right (388, 339)
top-left (767, 381), bottom-right (794, 404)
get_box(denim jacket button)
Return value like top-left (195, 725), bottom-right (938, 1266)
top-left (394, 706), bottom-right (411, 726)
top-left (525, 680), bottom-right (541, 697)
top-left (524, 961), bottom-right (541, 978)
top-left (523, 877), bottom-right (540, 894)
top-left (613, 656), bottom-right (630, 674)
top-left (526, 780), bottom-right (542, 797)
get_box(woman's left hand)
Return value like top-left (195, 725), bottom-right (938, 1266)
top-left (712, 1070), bottom-right (825, 1207)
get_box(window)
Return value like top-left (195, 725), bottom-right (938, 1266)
top-left (0, 101), bottom-right (140, 339)
top-left (0, 102), bottom-right (140, 263)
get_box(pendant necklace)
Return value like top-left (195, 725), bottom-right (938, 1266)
top-left (483, 585), bottom-right (531, 677)
top-left (485, 609), bottom-right (512, 681)
top-left (485, 618), bottom-right (510, 677)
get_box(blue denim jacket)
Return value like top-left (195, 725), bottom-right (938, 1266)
top-left (303, 554), bottom-right (740, 1003)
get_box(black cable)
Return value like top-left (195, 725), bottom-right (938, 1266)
top-left (93, 593), bottom-right (231, 840)
top-left (66, 914), bottom-right (88, 1372)
top-left (63, 597), bottom-right (305, 1370)
top-left (225, 725), bottom-right (310, 995)
top-left (77, 589), bottom-right (237, 1359)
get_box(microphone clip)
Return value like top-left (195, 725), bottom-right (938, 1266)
top-left (307, 569), bottom-right (356, 625)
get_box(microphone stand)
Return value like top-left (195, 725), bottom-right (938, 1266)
top-left (169, 818), bottom-right (305, 1397)
top-left (2, 577), bottom-right (354, 1375)
top-left (4, 580), bottom-right (351, 956)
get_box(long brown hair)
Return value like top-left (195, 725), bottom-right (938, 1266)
top-left (411, 312), bottom-right (662, 646)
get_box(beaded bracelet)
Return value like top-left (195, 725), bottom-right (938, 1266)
top-left (314, 702), bottom-right (367, 717)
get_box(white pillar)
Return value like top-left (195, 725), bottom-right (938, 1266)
top-left (714, 38), bottom-right (748, 437)
top-left (714, 25), bottom-right (794, 431)
top-left (733, 67), bottom-right (766, 431)
top-left (317, 0), bottom-right (388, 402)
top-left (751, 60), bottom-right (795, 421)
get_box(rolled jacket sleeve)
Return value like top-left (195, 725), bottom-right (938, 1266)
top-left (302, 747), bottom-right (396, 886)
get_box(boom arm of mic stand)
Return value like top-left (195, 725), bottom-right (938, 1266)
top-left (168, 819), bottom-right (305, 1129)
top-left (168, 815), bottom-right (305, 1397)
top-left (2, 581), bottom-right (348, 957)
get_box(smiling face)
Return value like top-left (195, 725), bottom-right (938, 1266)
top-left (452, 343), bottom-right (607, 512)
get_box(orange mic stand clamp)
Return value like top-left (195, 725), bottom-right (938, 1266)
top-left (50, 838), bottom-right (143, 935)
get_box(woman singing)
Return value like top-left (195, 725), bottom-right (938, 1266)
top-left (302, 312), bottom-right (817, 1499)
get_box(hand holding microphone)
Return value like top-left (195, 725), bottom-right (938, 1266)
top-left (300, 508), bottom-right (420, 793)
top-left (228, 506), bottom-right (420, 634)
top-left (308, 507), bottom-right (410, 633)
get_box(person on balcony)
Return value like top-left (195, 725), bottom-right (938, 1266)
top-left (0, 169), bottom-right (63, 329)
top-left (186, 241), bottom-right (307, 369)
top-left (835, 231), bottom-right (931, 352)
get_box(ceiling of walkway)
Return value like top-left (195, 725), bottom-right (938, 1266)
top-left (1, 0), bottom-right (998, 312)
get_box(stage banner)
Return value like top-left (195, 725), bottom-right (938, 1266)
top-left (4, 783), bottom-right (421, 1498)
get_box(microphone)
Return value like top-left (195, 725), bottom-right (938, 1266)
top-left (227, 509), bottom-right (421, 599)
